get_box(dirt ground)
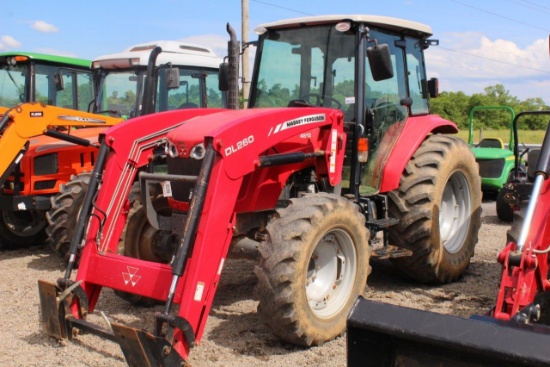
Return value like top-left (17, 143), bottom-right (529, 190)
top-left (0, 198), bottom-right (507, 367)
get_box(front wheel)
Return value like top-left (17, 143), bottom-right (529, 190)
top-left (254, 193), bottom-right (370, 346)
top-left (0, 209), bottom-right (47, 248)
top-left (46, 173), bottom-right (91, 260)
top-left (388, 134), bottom-right (482, 284)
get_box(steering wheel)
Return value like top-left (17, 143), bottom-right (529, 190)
top-left (299, 94), bottom-right (342, 109)
top-left (371, 97), bottom-right (405, 130)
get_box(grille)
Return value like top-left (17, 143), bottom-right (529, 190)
top-left (477, 158), bottom-right (505, 179)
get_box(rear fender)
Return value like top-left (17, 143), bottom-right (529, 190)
top-left (379, 114), bottom-right (458, 193)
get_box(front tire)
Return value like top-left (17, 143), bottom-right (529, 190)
top-left (0, 209), bottom-right (47, 248)
top-left (46, 173), bottom-right (91, 260)
top-left (388, 134), bottom-right (482, 284)
top-left (255, 193), bottom-right (370, 346)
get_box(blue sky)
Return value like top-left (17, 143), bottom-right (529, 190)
top-left (3, 0), bottom-right (550, 103)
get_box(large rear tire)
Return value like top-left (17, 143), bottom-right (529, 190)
top-left (0, 209), bottom-right (47, 249)
top-left (388, 134), bottom-right (482, 284)
top-left (46, 173), bottom-right (91, 261)
top-left (255, 193), bottom-right (370, 346)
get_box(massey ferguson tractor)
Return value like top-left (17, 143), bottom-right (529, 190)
top-left (0, 41), bottom-right (223, 250)
top-left (38, 15), bottom-right (482, 366)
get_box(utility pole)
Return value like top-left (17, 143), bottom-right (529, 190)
top-left (242, 0), bottom-right (250, 108)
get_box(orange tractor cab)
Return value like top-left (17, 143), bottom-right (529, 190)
top-left (39, 16), bottom-right (481, 366)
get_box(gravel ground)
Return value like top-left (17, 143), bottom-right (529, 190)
top-left (0, 198), bottom-right (507, 367)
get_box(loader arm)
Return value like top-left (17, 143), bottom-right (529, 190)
top-left (0, 103), bottom-right (122, 185)
top-left (39, 107), bottom-right (345, 366)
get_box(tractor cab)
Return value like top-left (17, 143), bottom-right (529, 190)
top-left (247, 15), bottom-right (439, 196)
top-left (91, 41), bottom-right (225, 119)
top-left (0, 52), bottom-right (93, 111)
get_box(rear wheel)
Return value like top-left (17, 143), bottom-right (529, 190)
top-left (46, 173), bottom-right (91, 261)
top-left (388, 134), bottom-right (482, 284)
top-left (0, 209), bottom-right (47, 248)
top-left (255, 193), bottom-right (370, 346)
top-left (116, 185), bottom-right (173, 307)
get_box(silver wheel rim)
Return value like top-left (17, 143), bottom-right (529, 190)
top-left (439, 171), bottom-right (471, 253)
top-left (306, 228), bottom-right (357, 318)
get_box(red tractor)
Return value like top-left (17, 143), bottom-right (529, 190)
top-left (39, 16), bottom-right (481, 366)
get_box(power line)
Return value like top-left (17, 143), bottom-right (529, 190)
top-left (449, 0), bottom-right (550, 32)
top-left (251, 0), bottom-right (313, 16)
top-left (507, 0), bottom-right (550, 15)
top-left (518, 0), bottom-right (550, 12)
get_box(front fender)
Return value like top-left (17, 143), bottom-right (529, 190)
top-left (379, 114), bottom-right (458, 193)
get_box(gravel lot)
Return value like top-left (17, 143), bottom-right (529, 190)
top-left (0, 198), bottom-right (507, 367)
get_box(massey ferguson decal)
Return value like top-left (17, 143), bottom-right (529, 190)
top-left (330, 129), bottom-right (337, 173)
top-left (268, 114), bottom-right (326, 136)
top-left (122, 266), bottom-right (141, 287)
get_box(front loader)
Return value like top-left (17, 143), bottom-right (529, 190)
top-left (347, 112), bottom-right (550, 366)
top-left (39, 15), bottom-right (481, 366)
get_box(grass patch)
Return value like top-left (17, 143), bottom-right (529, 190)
top-left (455, 129), bottom-right (545, 145)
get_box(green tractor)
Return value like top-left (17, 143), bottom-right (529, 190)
top-left (0, 52), bottom-right (93, 112)
top-left (468, 105), bottom-right (516, 193)
top-left (467, 105), bottom-right (532, 221)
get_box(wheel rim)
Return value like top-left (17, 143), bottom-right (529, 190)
top-left (306, 228), bottom-right (357, 318)
top-left (1, 210), bottom-right (46, 237)
top-left (439, 171), bottom-right (471, 253)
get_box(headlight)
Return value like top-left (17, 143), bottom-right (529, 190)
top-left (165, 141), bottom-right (179, 158)
top-left (190, 144), bottom-right (206, 160)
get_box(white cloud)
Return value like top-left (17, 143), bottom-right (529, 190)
top-left (31, 21), bottom-right (59, 33)
top-left (426, 33), bottom-right (550, 103)
top-left (2, 35), bottom-right (21, 48)
top-left (0, 35), bottom-right (22, 50)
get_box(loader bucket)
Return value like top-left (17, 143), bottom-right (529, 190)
top-left (347, 297), bottom-right (550, 367)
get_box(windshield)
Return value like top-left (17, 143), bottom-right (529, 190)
top-left (97, 66), bottom-right (224, 118)
top-left (0, 63), bottom-right (26, 107)
top-left (156, 66), bottom-right (223, 112)
top-left (252, 24), bottom-right (355, 110)
top-left (96, 69), bottom-right (145, 119)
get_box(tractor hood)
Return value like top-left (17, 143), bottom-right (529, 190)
top-left (471, 147), bottom-right (513, 160)
top-left (166, 107), bottom-right (344, 180)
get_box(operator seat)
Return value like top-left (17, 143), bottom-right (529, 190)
top-left (478, 138), bottom-right (504, 149)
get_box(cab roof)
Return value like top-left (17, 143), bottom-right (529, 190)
top-left (93, 40), bottom-right (221, 70)
top-left (256, 15), bottom-right (433, 38)
top-left (0, 51), bottom-right (90, 68)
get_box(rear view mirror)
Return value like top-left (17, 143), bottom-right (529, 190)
top-left (165, 67), bottom-right (180, 90)
top-left (53, 71), bottom-right (64, 91)
top-left (367, 44), bottom-right (393, 81)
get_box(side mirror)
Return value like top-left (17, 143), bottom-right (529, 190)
top-left (367, 44), bottom-right (393, 81)
top-left (218, 62), bottom-right (229, 92)
top-left (427, 77), bottom-right (439, 98)
top-left (53, 71), bottom-right (64, 91)
top-left (165, 67), bottom-right (180, 90)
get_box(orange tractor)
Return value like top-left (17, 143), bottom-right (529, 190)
top-left (39, 16), bottom-right (481, 366)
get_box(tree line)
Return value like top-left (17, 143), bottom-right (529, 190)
top-left (430, 84), bottom-right (549, 130)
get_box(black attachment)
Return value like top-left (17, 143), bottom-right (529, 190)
top-left (258, 151), bottom-right (324, 167)
top-left (44, 129), bottom-right (95, 147)
top-left (347, 297), bottom-right (550, 367)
